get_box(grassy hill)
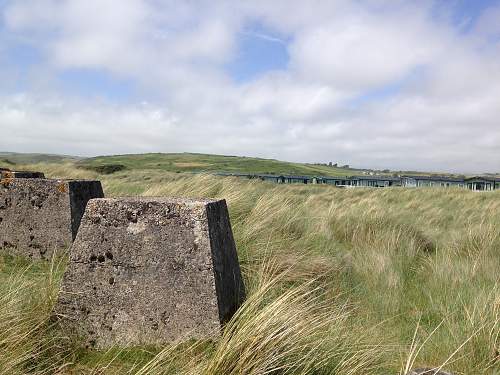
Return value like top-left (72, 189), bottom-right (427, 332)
top-left (0, 163), bottom-right (498, 374)
top-left (2, 152), bottom-right (498, 178)
top-left (76, 152), bottom-right (358, 176)
top-left (0, 152), bottom-right (81, 166)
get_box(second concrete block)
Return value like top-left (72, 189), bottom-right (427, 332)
top-left (0, 178), bottom-right (104, 259)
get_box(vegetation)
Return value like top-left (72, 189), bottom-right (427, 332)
top-left (76, 152), bottom-right (357, 177)
top-left (0, 162), bottom-right (499, 374)
top-left (81, 163), bottom-right (127, 174)
top-left (0, 152), bottom-right (80, 165)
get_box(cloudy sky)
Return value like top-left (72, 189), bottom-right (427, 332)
top-left (1, 0), bottom-right (499, 173)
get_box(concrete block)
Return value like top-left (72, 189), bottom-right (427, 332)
top-left (1, 170), bottom-right (45, 179)
top-left (0, 179), bottom-right (104, 259)
top-left (55, 197), bottom-right (245, 348)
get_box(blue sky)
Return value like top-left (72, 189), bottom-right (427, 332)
top-left (449, 0), bottom-right (500, 28)
top-left (225, 21), bottom-right (290, 83)
top-left (1, 0), bottom-right (500, 173)
top-left (56, 69), bottom-right (136, 101)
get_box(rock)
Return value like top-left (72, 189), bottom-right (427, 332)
top-left (55, 197), bottom-right (245, 348)
top-left (1, 170), bottom-right (45, 179)
top-left (0, 178), bottom-right (104, 259)
top-left (407, 368), bottom-right (455, 375)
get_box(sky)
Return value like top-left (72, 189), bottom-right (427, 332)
top-left (1, 0), bottom-right (500, 173)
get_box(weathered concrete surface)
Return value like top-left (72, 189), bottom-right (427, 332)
top-left (407, 368), bottom-right (455, 375)
top-left (55, 197), bottom-right (245, 348)
top-left (1, 170), bottom-right (45, 179)
top-left (0, 179), bottom-right (104, 259)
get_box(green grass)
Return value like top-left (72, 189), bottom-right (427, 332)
top-left (75, 152), bottom-right (357, 177)
top-left (0, 163), bottom-right (499, 374)
top-left (0, 152), bottom-right (81, 166)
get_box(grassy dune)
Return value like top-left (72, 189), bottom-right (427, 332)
top-left (1, 163), bottom-right (499, 374)
top-left (76, 152), bottom-right (356, 177)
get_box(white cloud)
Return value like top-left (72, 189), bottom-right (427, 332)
top-left (1, 0), bottom-right (500, 173)
top-left (288, 7), bottom-right (439, 91)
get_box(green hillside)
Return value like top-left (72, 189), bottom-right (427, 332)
top-left (3, 152), bottom-right (496, 178)
top-left (77, 152), bottom-right (356, 176)
top-left (0, 152), bottom-right (81, 166)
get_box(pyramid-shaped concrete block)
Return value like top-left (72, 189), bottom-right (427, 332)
top-left (0, 178), bottom-right (104, 259)
top-left (55, 197), bottom-right (245, 348)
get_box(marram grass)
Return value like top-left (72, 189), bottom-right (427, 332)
top-left (0, 164), bottom-right (498, 374)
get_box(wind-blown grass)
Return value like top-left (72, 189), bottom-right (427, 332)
top-left (0, 255), bottom-right (68, 374)
top-left (0, 163), bottom-right (498, 374)
top-left (132, 263), bottom-right (386, 375)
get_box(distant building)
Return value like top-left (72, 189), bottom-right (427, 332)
top-left (322, 177), bottom-right (351, 186)
top-left (401, 176), bottom-right (465, 188)
top-left (350, 175), bottom-right (400, 187)
top-left (215, 172), bottom-right (499, 191)
top-left (465, 176), bottom-right (500, 191)
top-left (282, 175), bottom-right (310, 184)
top-left (257, 174), bottom-right (284, 183)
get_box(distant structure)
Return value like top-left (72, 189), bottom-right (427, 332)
top-left (400, 175), bottom-right (465, 188)
top-left (0, 173), bottom-right (103, 259)
top-left (463, 176), bottom-right (499, 191)
top-left (216, 173), bottom-right (500, 191)
top-left (55, 197), bottom-right (245, 348)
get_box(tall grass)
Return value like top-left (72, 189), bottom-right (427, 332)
top-left (134, 263), bottom-right (386, 375)
top-left (0, 255), bottom-right (68, 374)
top-left (0, 163), bottom-right (499, 374)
